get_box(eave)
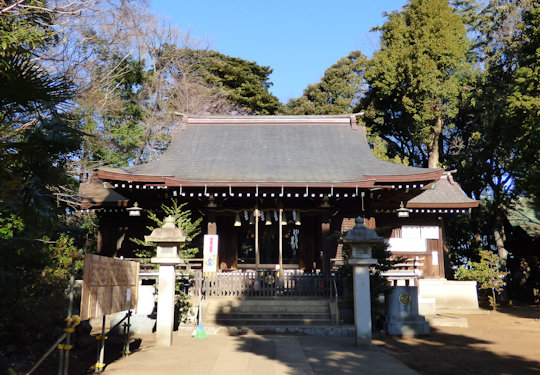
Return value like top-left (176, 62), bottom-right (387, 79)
top-left (96, 169), bottom-right (444, 189)
top-left (406, 202), bottom-right (479, 209)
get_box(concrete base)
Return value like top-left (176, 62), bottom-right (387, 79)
top-left (418, 279), bottom-right (479, 313)
top-left (427, 315), bottom-right (468, 327)
top-left (386, 318), bottom-right (430, 336)
top-left (418, 297), bottom-right (436, 316)
top-left (385, 286), bottom-right (430, 336)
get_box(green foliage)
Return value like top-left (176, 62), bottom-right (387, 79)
top-left (362, 0), bottom-right (472, 167)
top-left (1, 0), bottom-right (81, 231)
top-left (0, 0), bottom-right (71, 136)
top-left (131, 199), bottom-right (202, 259)
top-left (0, 1), bottom-right (88, 352)
top-left (0, 213), bottom-right (23, 239)
top-left (450, 0), bottom-right (484, 32)
top-left (504, 1), bottom-right (540, 199)
top-left (42, 234), bottom-right (85, 279)
top-left (174, 282), bottom-right (193, 325)
top-left (444, 1), bottom-right (539, 282)
top-left (0, 234), bottom-right (84, 346)
top-left (365, 128), bottom-right (410, 165)
top-left (455, 250), bottom-right (508, 309)
top-left (280, 51), bottom-right (367, 115)
top-left (185, 49), bottom-right (282, 115)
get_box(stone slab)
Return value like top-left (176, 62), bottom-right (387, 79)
top-left (427, 315), bottom-right (468, 327)
top-left (418, 279), bottom-right (479, 312)
top-left (103, 334), bottom-right (419, 375)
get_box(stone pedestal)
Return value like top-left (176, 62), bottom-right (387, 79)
top-left (350, 258), bottom-right (377, 346)
top-left (153, 260), bottom-right (178, 346)
top-left (385, 286), bottom-right (430, 336)
top-left (343, 217), bottom-right (382, 347)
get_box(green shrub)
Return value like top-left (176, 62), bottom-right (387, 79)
top-left (455, 250), bottom-right (508, 310)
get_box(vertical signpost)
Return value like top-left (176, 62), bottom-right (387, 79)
top-left (203, 234), bottom-right (218, 273)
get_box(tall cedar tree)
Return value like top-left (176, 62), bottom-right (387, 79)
top-left (363, 0), bottom-right (471, 168)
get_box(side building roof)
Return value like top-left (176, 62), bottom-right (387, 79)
top-left (97, 114), bottom-right (443, 188)
top-left (406, 172), bottom-right (479, 209)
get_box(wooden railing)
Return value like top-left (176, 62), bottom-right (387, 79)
top-left (192, 271), bottom-right (345, 298)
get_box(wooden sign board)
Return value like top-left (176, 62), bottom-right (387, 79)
top-left (80, 254), bottom-right (140, 321)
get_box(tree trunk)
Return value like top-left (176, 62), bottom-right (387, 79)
top-left (427, 116), bottom-right (443, 169)
top-left (493, 216), bottom-right (508, 269)
top-left (491, 288), bottom-right (497, 311)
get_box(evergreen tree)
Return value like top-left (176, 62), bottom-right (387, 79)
top-left (505, 0), bottom-right (540, 199)
top-left (445, 0), bottom-right (539, 272)
top-left (183, 49), bottom-right (282, 115)
top-left (280, 51), bottom-right (367, 115)
top-left (362, 0), bottom-right (471, 168)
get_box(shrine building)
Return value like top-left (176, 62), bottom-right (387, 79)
top-left (80, 114), bottom-right (478, 284)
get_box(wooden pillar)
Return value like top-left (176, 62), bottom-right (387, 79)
top-left (321, 220), bottom-right (331, 273)
top-left (439, 223), bottom-right (447, 278)
top-left (207, 214), bottom-right (217, 235)
top-left (279, 208), bottom-right (283, 272)
top-left (254, 209), bottom-right (260, 270)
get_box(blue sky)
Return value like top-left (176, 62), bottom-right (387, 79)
top-left (150, 0), bottom-right (408, 103)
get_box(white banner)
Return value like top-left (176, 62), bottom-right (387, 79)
top-left (388, 238), bottom-right (427, 252)
top-left (401, 225), bottom-right (440, 240)
top-left (203, 235), bottom-right (218, 272)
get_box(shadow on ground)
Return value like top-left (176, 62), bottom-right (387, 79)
top-left (23, 334), bottom-right (143, 375)
top-left (495, 304), bottom-right (540, 320)
top-left (374, 327), bottom-right (540, 375)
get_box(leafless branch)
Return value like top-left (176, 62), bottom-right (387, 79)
top-left (0, 0), bottom-right (26, 14)
top-left (0, 119), bottom-right (38, 142)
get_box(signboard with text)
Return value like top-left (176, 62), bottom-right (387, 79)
top-left (203, 235), bottom-right (218, 273)
top-left (80, 255), bottom-right (139, 320)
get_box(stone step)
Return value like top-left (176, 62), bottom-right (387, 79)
top-left (207, 318), bottom-right (334, 326)
top-left (202, 298), bottom-right (335, 328)
top-left (178, 325), bottom-right (355, 336)
top-left (206, 305), bottom-right (330, 314)
top-left (205, 299), bottom-right (330, 308)
top-left (209, 312), bottom-right (330, 321)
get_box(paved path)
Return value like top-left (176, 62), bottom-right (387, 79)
top-left (103, 334), bottom-right (418, 375)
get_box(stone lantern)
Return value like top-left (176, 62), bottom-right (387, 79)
top-left (343, 216), bottom-right (382, 346)
top-left (146, 216), bottom-right (187, 346)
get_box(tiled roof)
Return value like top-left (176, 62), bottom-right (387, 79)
top-left (97, 115), bottom-right (442, 187)
top-left (406, 173), bottom-right (479, 209)
top-left (507, 197), bottom-right (540, 237)
top-left (79, 179), bottom-right (129, 208)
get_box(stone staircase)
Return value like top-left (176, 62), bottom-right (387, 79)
top-left (188, 297), bottom-right (354, 336)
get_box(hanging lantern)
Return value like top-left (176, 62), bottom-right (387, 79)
top-left (127, 202), bottom-right (142, 217)
top-left (234, 213), bottom-right (242, 227)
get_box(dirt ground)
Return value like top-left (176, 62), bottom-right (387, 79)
top-left (373, 305), bottom-right (540, 375)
